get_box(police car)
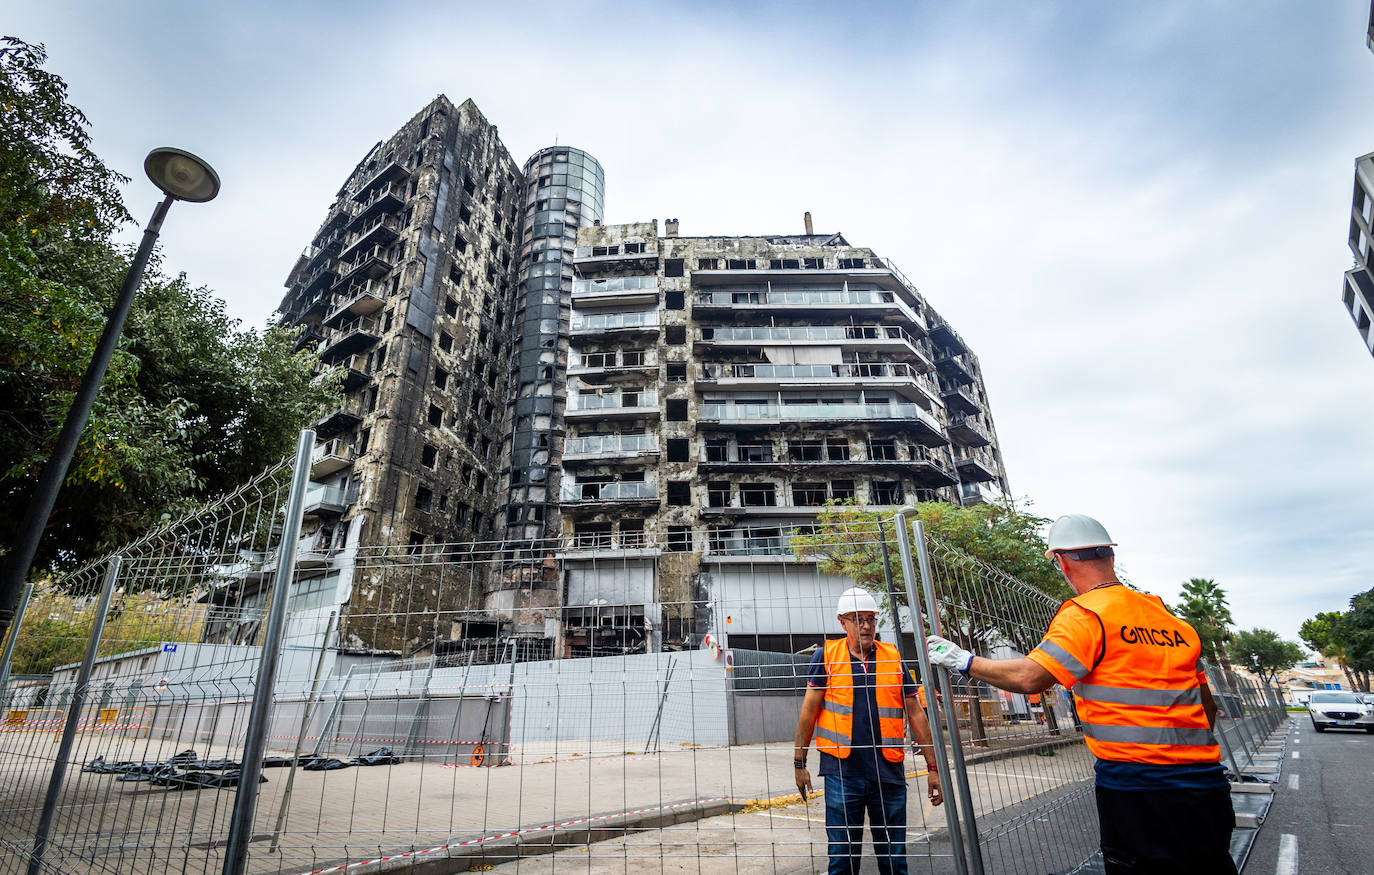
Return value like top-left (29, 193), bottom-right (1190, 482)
top-left (1306, 691), bottom-right (1374, 733)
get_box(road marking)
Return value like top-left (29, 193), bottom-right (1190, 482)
top-left (748, 811), bottom-right (825, 824)
top-left (1276, 834), bottom-right (1298, 875)
top-left (1287, 774), bottom-right (1298, 791)
top-left (1291, 751), bottom-right (1299, 759)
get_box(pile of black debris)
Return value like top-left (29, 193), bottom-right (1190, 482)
top-left (81, 747), bottom-right (402, 791)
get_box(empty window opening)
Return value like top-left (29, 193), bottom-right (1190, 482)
top-left (664, 258), bottom-right (685, 277)
top-left (740, 483), bottom-right (777, 507)
top-left (872, 481), bottom-right (903, 505)
top-left (667, 526), bottom-right (692, 552)
top-left (666, 480), bottom-right (691, 506)
top-left (665, 290), bottom-right (685, 310)
top-left (667, 438), bottom-right (690, 462)
top-left (427, 405), bottom-right (443, 427)
top-left (434, 368), bottom-right (449, 390)
top-left (666, 399), bottom-right (688, 421)
top-left (793, 482), bottom-right (828, 506)
top-left (666, 361), bottom-right (687, 382)
top-left (830, 480), bottom-right (855, 501)
top-left (707, 482), bottom-right (731, 507)
top-left (665, 325), bottom-right (686, 345)
top-left (421, 444), bottom-right (438, 468)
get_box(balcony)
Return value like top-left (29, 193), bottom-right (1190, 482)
top-left (935, 352), bottom-right (975, 385)
top-left (569, 311), bottom-right (660, 336)
top-left (695, 325), bottom-right (927, 362)
top-left (697, 361), bottom-right (937, 401)
top-left (556, 530), bottom-right (660, 559)
top-left (315, 401), bottom-right (365, 438)
top-left (572, 275), bottom-right (659, 307)
top-left (562, 433), bottom-right (659, 463)
top-left (319, 314), bottom-right (383, 363)
top-left (697, 402), bottom-right (946, 444)
top-left (565, 391), bottom-right (659, 420)
top-left (347, 181), bottom-right (406, 230)
top-left (941, 385), bottom-right (982, 415)
top-left (955, 451), bottom-right (998, 483)
top-left (324, 281), bottom-right (388, 329)
top-left (928, 321), bottom-right (969, 355)
top-left (336, 353), bottom-right (374, 392)
top-left (946, 415), bottom-right (991, 448)
top-left (302, 481), bottom-right (358, 517)
top-left (693, 288), bottom-right (925, 329)
top-left (568, 350), bottom-right (657, 380)
top-left (959, 481), bottom-right (1002, 506)
top-left (354, 159), bottom-right (410, 200)
top-left (305, 234), bottom-right (344, 271)
top-left (340, 213), bottom-right (401, 259)
top-left (300, 264), bottom-right (339, 298)
top-left (559, 480), bottom-right (658, 505)
top-left (311, 438), bottom-right (354, 477)
top-left (335, 244), bottom-right (395, 289)
top-left (572, 243), bottom-right (658, 274)
top-left (293, 326), bottom-right (325, 352)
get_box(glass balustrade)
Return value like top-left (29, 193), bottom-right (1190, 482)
top-left (698, 402), bottom-right (941, 430)
top-left (560, 481), bottom-right (658, 502)
top-left (698, 325), bottom-right (917, 344)
top-left (570, 311), bottom-right (660, 331)
top-left (563, 434), bottom-right (658, 455)
top-left (567, 391), bottom-right (658, 412)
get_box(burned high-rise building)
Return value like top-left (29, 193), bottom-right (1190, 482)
top-left (267, 95), bottom-right (1009, 659)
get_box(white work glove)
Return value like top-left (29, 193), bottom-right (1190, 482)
top-left (927, 635), bottom-right (973, 674)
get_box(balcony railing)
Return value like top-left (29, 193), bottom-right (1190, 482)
top-left (566, 530), bottom-right (652, 551)
top-left (573, 276), bottom-right (658, 296)
top-left (563, 434), bottom-right (658, 456)
top-left (694, 289), bottom-right (923, 323)
top-left (946, 415), bottom-right (991, 447)
top-left (319, 314), bottom-right (383, 362)
top-left (698, 402), bottom-right (943, 431)
top-left (570, 350), bottom-right (657, 370)
top-left (699, 362), bottom-right (922, 381)
top-left (570, 311), bottom-right (660, 333)
top-left (303, 481), bottom-right (358, 516)
top-left (697, 325), bottom-right (919, 346)
top-left (560, 481), bottom-right (658, 502)
top-left (341, 213), bottom-right (401, 258)
top-left (311, 438), bottom-right (354, 476)
top-left (566, 391), bottom-right (658, 412)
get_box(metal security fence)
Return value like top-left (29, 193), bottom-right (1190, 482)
top-left (1201, 661), bottom-right (1289, 781)
top-left (0, 445), bottom-right (1219, 875)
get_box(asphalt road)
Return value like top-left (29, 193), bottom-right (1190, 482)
top-left (1244, 715), bottom-right (1374, 874)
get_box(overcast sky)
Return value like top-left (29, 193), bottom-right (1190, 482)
top-left (10, 1), bottom-right (1374, 646)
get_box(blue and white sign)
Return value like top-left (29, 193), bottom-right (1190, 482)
top-left (162, 643), bottom-right (177, 653)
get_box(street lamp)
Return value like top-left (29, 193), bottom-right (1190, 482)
top-left (0, 148), bottom-right (220, 645)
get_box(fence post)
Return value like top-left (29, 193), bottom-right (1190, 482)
top-left (222, 428), bottom-right (315, 875)
top-left (906, 515), bottom-right (986, 875)
top-left (28, 555), bottom-right (121, 875)
top-left (892, 509), bottom-right (972, 875)
top-left (269, 610), bottom-right (336, 855)
top-left (0, 583), bottom-right (34, 708)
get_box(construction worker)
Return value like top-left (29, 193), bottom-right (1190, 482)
top-left (794, 587), bottom-right (943, 875)
top-left (926, 514), bottom-right (1237, 874)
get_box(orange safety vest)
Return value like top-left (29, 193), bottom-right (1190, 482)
top-left (814, 638), bottom-right (906, 763)
top-left (1037, 586), bottom-right (1220, 766)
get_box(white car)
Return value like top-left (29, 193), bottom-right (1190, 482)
top-left (1306, 691), bottom-right (1374, 733)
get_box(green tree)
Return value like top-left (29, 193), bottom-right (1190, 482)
top-left (0, 36), bottom-right (340, 574)
top-left (1174, 578), bottom-right (1234, 670)
top-left (1299, 610), bottom-right (1360, 692)
top-left (1340, 588), bottom-right (1374, 692)
top-left (1225, 628), bottom-right (1304, 684)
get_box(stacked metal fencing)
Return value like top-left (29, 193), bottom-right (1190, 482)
top-left (0, 436), bottom-right (1275, 874)
top-left (1200, 661), bottom-right (1290, 781)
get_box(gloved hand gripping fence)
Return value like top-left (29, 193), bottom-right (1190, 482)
top-left (926, 635), bottom-right (974, 674)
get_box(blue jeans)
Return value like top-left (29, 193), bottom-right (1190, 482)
top-left (824, 773), bottom-right (908, 875)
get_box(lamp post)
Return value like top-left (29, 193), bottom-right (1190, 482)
top-left (0, 148), bottom-right (219, 646)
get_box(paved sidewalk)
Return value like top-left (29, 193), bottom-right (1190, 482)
top-left (0, 729), bottom-right (1091, 874)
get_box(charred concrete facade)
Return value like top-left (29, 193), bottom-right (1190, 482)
top-left (556, 221), bottom-right (1009, 654)
top-left (276, 97), bottom-right (524, 651)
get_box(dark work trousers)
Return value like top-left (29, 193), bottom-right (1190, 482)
top-left (824, 773), bottom-right (908, 875)
top-left (1095, 785), bottom-right (1238, 874)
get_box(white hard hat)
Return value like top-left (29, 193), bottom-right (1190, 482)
top-left (1044, 514), bottom-right (1117, 560)
top-left (837, 587), bottom-right (879, 616)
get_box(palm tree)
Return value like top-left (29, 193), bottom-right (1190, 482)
top-left (1175, 578), bottom-right (1235, 671)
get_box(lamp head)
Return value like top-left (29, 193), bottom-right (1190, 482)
top-left (144, 148), bottom-right (220, 202)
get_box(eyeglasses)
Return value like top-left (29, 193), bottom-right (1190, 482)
top-left (841, 614), bottom-right (878, 627)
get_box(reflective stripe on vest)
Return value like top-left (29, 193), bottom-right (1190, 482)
top-left (814, 638), bottom-right (907, 762)
top-left (1063, 587), bottom-right (1221, 766)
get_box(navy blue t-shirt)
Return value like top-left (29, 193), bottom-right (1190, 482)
top-left (1094, 760), bottom-right (1228, 791)
top-left (808, 644), bottom-right (918, 786)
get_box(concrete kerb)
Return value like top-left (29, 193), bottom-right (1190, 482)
top-left (303, 798), bottom-right (740, 875)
